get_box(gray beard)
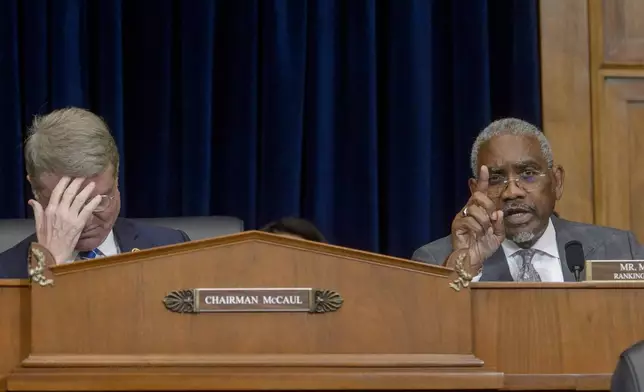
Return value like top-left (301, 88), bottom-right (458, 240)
top-left (511, 231), bottom-right (535, 245)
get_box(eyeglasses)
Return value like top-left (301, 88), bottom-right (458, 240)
top-left (88, 195), bottom-right (115, 213)
top-left (487, 171), bottom-right (547, 198)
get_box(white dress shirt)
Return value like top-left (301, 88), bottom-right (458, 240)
top-left (66, 230), bottom-right (120, 263)
top-left (473, 218), bottom-right (564, 282)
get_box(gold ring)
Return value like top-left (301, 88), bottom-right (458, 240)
top-left (462, 207), bottom-right (468, 217)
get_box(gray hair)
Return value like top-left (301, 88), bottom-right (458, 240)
top-left (25, 107), bottom-right (119, 189)
top-left (470, 118), bottom-right (553, 177)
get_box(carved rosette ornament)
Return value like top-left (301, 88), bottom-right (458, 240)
top-left (163, 289), bottom-right (196, 313)
top-left (313, 290), bottom-right (344, 313)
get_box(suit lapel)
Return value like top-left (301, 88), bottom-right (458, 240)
top-left (479, 216), bottom-right (594, 282)
top-left (112, 218), bottom-right (144, 253)
top-left (551, 216), bottom-right (593, 282)
top-left (481, 248), bottom-right (514, 281)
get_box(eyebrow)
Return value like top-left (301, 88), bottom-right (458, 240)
top-left (487, 160), bottom-right (543, 173)
top-left (513, 160), bottom-right (543, 169)
top-left (487, 166), bottom-right (505, 174)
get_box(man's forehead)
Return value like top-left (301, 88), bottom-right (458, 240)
top-left (486, 159), bottom-right (542, 171)
top-left (479, 134), bottom-right (546, 165)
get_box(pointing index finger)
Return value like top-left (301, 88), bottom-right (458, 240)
top-left (476, 165), bottom-right (489, 194)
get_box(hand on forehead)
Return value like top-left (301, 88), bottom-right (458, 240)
top-left (36, 172), bottom-right (114, 199)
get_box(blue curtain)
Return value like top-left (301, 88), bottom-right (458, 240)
top-left (0, 0), bottom-right (541, 258)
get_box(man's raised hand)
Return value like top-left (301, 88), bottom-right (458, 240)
top-left (29, 177), bottom-right (102, 264)
top-left (450, 165), bottom-right (506, 273)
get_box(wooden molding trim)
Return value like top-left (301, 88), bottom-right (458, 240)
top-left (21, 353), bottom-right (484, 368)
top-left (7, 367), bottom-right (504, 391)
top-left (0, 280), bottom-right (29, 287)
top-left (50, 231), bottom-right (451, 277)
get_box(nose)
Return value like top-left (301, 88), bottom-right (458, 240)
top-left (501, 178), bottom-right (527, 200)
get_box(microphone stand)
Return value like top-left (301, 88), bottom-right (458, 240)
top-left (572, 267), bottom-right (581, 282)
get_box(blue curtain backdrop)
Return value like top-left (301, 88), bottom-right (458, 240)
top-left (0, 0), bottom-right (541, 258)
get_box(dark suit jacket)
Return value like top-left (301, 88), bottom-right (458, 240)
top-left (612, 340), bottom-right (644, 392)
top-left (0, 218), bottom-right (190, 278)
top-left (411, 216), bottom-right (644, 282)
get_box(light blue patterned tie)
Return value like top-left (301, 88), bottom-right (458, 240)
top-left (77, 248), bottom-right (104, 260)
top-left (516, 249), bottom-right (541, 282)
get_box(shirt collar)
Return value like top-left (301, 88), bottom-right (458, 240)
top-left (69, 230), bottom-right (118, 262)
top-left (501, 218), bottom-right (558, 258)
top-left (96, 230), bottom-right (119, 256)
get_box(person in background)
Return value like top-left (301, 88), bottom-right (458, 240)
top-left (0, 107), bottom-right (191, 278)
top-left (611, 340), bottom-right (644, 392)
top-left (412, 118), bottom-right (644, 282)
top-left (261, 217), bottom-right (327, 243)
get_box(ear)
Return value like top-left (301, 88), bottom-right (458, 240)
top-left (468, 178), bottom-right (478, 195)
top-left (552, 164), bottom-right (565, 200)
top-left (26, 175), bottom-right (44, 201)
top-left (26, 175), bottom-right (38, 199)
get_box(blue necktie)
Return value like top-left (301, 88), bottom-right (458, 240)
top-left (77, 248), bottom-right (104, 260)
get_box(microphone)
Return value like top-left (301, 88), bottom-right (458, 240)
top-left (565, 240), bottom-right (585, 282)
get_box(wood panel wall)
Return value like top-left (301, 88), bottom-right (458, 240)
top-left (540, 0), bottom-right (644, 241)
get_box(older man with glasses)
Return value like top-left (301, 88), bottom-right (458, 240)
top-left (0, 107), bottom-right (190, 278)
top-left (412, 118), bottom-right (644, 282)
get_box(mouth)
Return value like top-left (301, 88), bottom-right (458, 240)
top-left (504, 208), bottom-right (534, 225)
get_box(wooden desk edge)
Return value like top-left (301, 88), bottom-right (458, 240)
top-left (472, 281), bottom-right (644, 289)
top-left (0, 280), bottom-right (29, 287)
top-left (503, 373), bottom-right (611, 390)
top-left (6, 367), bottom-right (504, 390)
top-left (4, 370), bottom-right (613, 391)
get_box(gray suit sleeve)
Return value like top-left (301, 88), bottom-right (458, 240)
top-left (411, 236), bottom-right (454, 266)
top-left (411, 246), bottom-right (439, 264)
top-left (627, 231), bottom-right (644, 259)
